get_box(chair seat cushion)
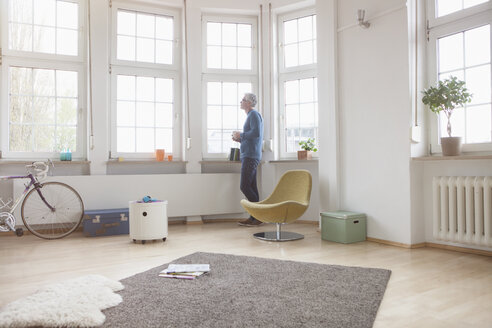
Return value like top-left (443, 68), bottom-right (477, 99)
top-left (240, 199), bottom-right (308, 224)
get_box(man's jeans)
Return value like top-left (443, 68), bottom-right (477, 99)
top-left (240, 158), bottom-right (260, 211)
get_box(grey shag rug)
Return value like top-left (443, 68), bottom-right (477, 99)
top-left (102, 252), bottom-right (391, 328)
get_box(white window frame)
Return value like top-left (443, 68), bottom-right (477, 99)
top-left (202, 15), bottom-right (258, 76)
top-left (109, 1), bottom-right (181, 159)
top-left (427, 1), bottom-right (492, 153)
top-left (277, 8), bottom-right (317, 75)
top-left (202, 14), bottom-right (258, 159)
top-left (201, 75), bottom-right (258, 159)
top-left (277, 8), bottom-right (317, 159)
top-left (0, 0), bottom-right (87, 159)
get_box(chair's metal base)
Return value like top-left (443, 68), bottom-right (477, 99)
top-left (253, 231), bottom-right (304, 242)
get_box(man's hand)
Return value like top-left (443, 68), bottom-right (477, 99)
top-left (232, 131), bottom-right (241, 142)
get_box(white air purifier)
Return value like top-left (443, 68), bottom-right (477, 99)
top-left (129, 200), bottom-right (168, 244)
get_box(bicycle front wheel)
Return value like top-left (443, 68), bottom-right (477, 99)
top-left (21, 182), bottom-right (84, 239)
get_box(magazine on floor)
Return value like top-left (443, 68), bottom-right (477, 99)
top-left (159, 264), bottom-right (210, 280)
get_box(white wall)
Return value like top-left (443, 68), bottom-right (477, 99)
top-left (325, 0), bottom-right (413, 244)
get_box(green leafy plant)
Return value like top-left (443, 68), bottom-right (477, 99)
top-left (422, 76), bottom-right (472, 137)
top-left (299, 138), bottom-right (318, 152)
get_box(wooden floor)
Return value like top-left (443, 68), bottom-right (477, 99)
top-left (0, 222), bottom-right (491, 328)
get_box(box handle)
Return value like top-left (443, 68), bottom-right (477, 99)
top-left (353, 220), bottom-right (359, 224)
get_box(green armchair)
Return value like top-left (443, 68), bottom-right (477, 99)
top-left (240, 169), bottom-right (312, 241)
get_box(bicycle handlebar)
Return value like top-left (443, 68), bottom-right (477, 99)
top-left (26, 162), bottom-right (50, 181)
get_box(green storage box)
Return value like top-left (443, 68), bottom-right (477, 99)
top-left (321, 211), bottom-right (366, 243)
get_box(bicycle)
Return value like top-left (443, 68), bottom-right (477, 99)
top-left (0, 161), bottom-right (84, 239)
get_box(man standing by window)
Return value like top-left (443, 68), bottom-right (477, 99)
top-left (233, 93), bottom-right (264, 226)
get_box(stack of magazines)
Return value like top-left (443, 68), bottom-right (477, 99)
top-left (159, 264), bottom-right (210, 280)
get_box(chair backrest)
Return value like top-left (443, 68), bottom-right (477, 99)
top-left (263, 170), bottom-right (312, 205)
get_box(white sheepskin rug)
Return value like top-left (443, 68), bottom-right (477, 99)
top-left (0, 274), bottom-right (124, 328)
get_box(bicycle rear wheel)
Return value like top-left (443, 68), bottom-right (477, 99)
top-left (21, 182), bottom-right (84, 239)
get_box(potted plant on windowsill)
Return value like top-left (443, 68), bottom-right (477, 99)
top-left (298, 138), bottom-right (318, 160)
top-left (422, 76), bottom-right (472, 156)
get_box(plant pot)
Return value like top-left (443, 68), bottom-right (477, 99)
top-left (297, 150), bottom-right (312, 160)
top-left (440, 137), bottom-right (462, 156)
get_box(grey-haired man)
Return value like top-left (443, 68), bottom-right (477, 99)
top-left (232, 93), bottom-right (264, 226)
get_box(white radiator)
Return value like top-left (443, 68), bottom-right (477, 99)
top-left (433, 176), bottom-right (492, 247)
top-left (13, 173), bottom-right (244, 219)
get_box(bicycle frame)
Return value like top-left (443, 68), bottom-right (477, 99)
top-left (0, 173), bottom-right (55, 215)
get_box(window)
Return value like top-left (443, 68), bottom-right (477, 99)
top-left (202, 15), bottom-right (257, 158)
top-left (1, 0), bottom-right (85, 159)
top-left (206, 22), bottom-right (253, 70)
top-left (278, 9), bottom-right (317, 158)
top-left (206, 81), bottom-right (252, 153)
top-left (110, 2), bottom-right (180, 159)
top-left (428, 1), bottom-right (492, 152)
top-left (435, 0), bottom-right (488, 18)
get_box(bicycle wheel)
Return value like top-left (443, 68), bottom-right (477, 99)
top-left (21, 182), bottom-right (84, 239)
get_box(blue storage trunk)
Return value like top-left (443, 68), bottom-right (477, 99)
top-left (83, 208), bottom-right (129, 237)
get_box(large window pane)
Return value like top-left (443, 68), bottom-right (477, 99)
top-left (156, 128), bottom-right (172, 151)
top-left (282, 14), bottom-right (316, 69)
top-left (298, 41), bottom-right (314, 66)
top-left (9, 23), bottom-right (33, 51)
top-left (8, 67), bottom-right (78, 153)
top-left (206, 22), bottom-right (253, 70)
top-left (137, 13), bottom-right (154, 38)
top-left (155, 103), bottom-right (173, 128)
top-left (438, 33), bottom-right (463, 72)
top-left (8, 0), bottom-right (79, 56)
top-left (156, 78), bottom-right (173, 103)
top-left (33, 26), bottom-right (55, 53)
top-left (284, 19), bottom-right (297, 44)
top-left (118, 11), bottom-right (136, 35)
top-left (117, 127), bottom-right (135, 152)
top-left (283, 77), bottom-right (318, 153)
top-left (298, 16), bottom-right (313, 41)
top-left (57, 1), bottom-right (78, 29)
top-left (466, 105), bottom-right (491, 143)
top-left (206, 81), bottom-right (252, 153)
top-left (117, 9), bottom-right (173, 65)
top-left (156, 16), bottom-right (173, 40)
top-left (116, 101), bottom-right (135, 126)
top-left (57, 29), bottom-right (78, 56)
top-left (466, 64), bottom-right (491, 105)
top-left (222, 23), bottom-right (236, 46)
top-left (56, 70), bottom-right (78, 97)
top-left (207, 23), bottom-right (221, 45)
top-left (136, 102), bottom-right (154, 127)
top-left (284, 44), bottom-right (299, 68)
top-left (465, 25), bottom-right (490, 67)
top-left (437, 0), bottom-right (488, 17)
top-left (437, 24), bottom-right (491, 144)
top-left (117, 36), bottom-right (136, 61)
top-left (156, 40), bottom-right (173, 64)
top-left (136, 37), bottom-right (155, 63)
top-left (117, 75), bottom-right (136, 101)
top-left (222, 47), bottom-right (237, 69)
top-left (116, 75), bottom-right (174, 153)
top-left (237, 25), bottom-right (251, 46)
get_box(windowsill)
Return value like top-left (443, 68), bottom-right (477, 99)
top-left (412, 154), bottom-right (492, 161)
top-left (200, 160), bottom-right (241, 164)
top-left (107, 159), bottom-right (187, 164)
top-left (199, 160), bottom-right (266, 164)
top-left (0, 160), bottom-right (90, 165)
top-left (269, 159), bottom-right (319, 163)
